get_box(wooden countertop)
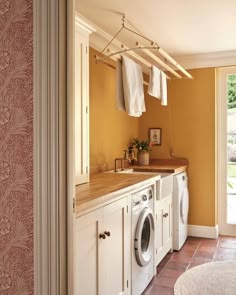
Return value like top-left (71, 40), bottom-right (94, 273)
top-left (76, 159), bottom-right (187, 217)
top-left (130, 164), bottom-right (187, 174)
top-left (76, 172), bottom-right (160, 217)
top-left (129, 158), bottom-right (187, 173)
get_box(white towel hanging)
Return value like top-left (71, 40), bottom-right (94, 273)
top-left (148, 66), bottom-right (161, 99)
top-left (160, 71), bottom-right (168, 106)
top-left (121, 56), bottom-right (146, 117)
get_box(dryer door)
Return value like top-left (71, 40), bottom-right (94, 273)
top-left (134, 207), bottom-right (154, 267)
top-left (180, 187), bottom-right (189, 225)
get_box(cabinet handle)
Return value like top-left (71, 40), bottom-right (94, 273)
top-left (163, 213), bottom-right (168, 218)
top-left (99, 233), bottom-right (106, 239)
top-left (104, 231), bottom-right (111, 237)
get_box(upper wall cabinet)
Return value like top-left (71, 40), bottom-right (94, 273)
top-left (75, 15), bottom-right (95, 185)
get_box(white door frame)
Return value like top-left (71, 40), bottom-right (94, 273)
top-left (34, 0), bottom-right (67, 294)
top-left (217, 66), bottom-right (236, 236)
top-left (67, 0), bottom-right (76, 294)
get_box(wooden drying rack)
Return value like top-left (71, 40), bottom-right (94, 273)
top-left (95, 15), bottom-right (193, 80)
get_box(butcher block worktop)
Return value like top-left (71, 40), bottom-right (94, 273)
top-left (76, 159), bottom-right (187, 216)
top-left (131, 164), bottom-right (186, 174)
top-left (76, 172), bottom-right (160, 216)
top-left (130, 159), bottom-right (187, 174)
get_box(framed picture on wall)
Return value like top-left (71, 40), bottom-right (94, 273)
top-left (149, 128), bottom-right (162, 145)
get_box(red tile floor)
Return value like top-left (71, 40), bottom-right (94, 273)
top-left (142, 236), bottom-right (236, 295)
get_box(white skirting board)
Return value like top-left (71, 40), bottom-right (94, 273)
top-left (188, 224), bottom-right (219, 239)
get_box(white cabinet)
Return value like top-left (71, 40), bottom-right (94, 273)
top-left (74, 15), bottom-right (95, 184)
top-left (155, 194), bottom-right (173, 266)
top-left (75, 196), bottom-right (130, 295)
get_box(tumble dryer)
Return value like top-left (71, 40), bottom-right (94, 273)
top-left (173, 171), bottom-right (189, 250)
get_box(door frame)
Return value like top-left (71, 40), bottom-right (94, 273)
top-left (67, 0), bottom-right (76, 294)
top-left (217, 66), bottom-right (236, 236)
top-left (34, 0), bottom-right (67, 294)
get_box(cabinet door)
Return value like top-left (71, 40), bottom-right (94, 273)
top-left (74, 208), bottom-right (103, 295)
top-left (101, 197), bottom-right (130, 295)
top-left (162, 196), bottom-right (172, 251)
top-left (155, 201), bottom-right (164, 265)
top-left (155, 195), bottom-right (173, 266)
top-left (75, 24), bottom-right (89, 185)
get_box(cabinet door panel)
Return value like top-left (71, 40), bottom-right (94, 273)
top-left (75, 25), bottom-right (89, 184)
top-left (162, 197), bottom-right (172, 249)
top-left (155, 195), bottom-right (173, 266)
top-left (155, 205), bottom-right (164, 255)
top-left (74, 208), bottom-right (103, 295)
top-left (101, 197), bottom-right (129, 295)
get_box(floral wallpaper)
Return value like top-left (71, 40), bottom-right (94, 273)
top-left (0, 0), bottom-right (33, 294)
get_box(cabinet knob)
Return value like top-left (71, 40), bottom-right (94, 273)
top-left (99, 233), bottom-right (106, 239)
top-left (104, 231), bottom-right (111, 237)
top-left (163, 213), bottom-right (168, 218)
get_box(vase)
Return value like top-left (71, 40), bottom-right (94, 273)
top-left (138, 151), bottom-right (150, 166)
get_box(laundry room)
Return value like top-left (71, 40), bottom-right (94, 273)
top-left (72, 1), bottom-right (236, 295)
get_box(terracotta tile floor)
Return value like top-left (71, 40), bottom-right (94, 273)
top-left (142, 236), bottom-right (236, 295)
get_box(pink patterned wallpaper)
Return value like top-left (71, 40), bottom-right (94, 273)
top-left (0, 0), bottom-right (33, 294)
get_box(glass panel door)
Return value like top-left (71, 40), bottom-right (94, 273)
top-left (227, 73), bottom-right (236, 224)
top-left (217, 67), bottom-right (236, 236)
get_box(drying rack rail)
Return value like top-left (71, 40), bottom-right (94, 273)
top-left (95, 15), bottom-right (193, 80)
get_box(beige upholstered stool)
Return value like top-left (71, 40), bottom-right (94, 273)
top-left (174, 261), bottom-right (236, 295)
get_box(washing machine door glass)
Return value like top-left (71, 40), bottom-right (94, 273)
top-left (180, 187), bottom-right (189, 224)
top-left (135, 207), bottom-right (154, 267)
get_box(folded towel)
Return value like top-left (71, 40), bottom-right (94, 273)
top-left (148, 66), bottom-right (161, 99)
top-left (160, 71), bottom-right (167, 106)
top-left (121, 56), bottom-right (145, 117)
top-left (116, 59), bottom-right (126, 111)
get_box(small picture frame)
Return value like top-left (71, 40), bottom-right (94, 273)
top-left (149, 128), bottom-right (162, 145)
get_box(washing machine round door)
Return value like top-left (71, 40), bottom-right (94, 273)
top-left (180, 187), bottom-right (189, 224)
top-left (134, 207), bottom-right (154, 267)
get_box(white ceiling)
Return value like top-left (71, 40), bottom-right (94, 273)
top-left (76, 0), bottom-right (236, 57)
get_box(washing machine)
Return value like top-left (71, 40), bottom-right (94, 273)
top-left (131, 186), bottom-right (155, 295)
top-left (173, 171), bottom-right (189, 250)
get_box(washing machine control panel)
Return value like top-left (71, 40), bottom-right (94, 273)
top-left (132, 187), bottom-right (153, 210)
top-left (142, 194), bottom-right (148, 201)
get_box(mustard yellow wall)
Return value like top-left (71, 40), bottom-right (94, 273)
top-left (89, 48), bottom-right (138, 172)
top-left (139, 68), bottom-right (216, 226)
top-left (90, 51), bottom-right (216, 226)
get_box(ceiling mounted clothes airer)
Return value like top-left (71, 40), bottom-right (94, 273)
top-left (95, 14), bottom-right (193, 79)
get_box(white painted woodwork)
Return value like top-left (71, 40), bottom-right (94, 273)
top-left (75, 207), bottom-right (102, 295)
top-left (74, 15), bottom-right (95, 184)
top-left (34, 0), bottom-right (67, 294)
top-left (67, 1), bottom-right (75, 294)
top-left (217, 66), bottom-right (236, 236)
top-left (75, 196), bottom-right (130, 295)
top-left (187, 224), bottom-right (219, 239)
top-left (155, 194), bottom-right (173, 266)
top-left (101, 197), bottom-right (129, 295)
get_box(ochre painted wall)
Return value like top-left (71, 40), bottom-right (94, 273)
top-left (139, 68), bottom-right (216, 226)
top-left (90, 51), bottom-right (216, 226)
top-left (89, 48), bottom-right (139, 172)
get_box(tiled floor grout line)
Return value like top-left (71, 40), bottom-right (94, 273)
top-left (146, 253), bottom-right (173, 294)
top-left (143, 236), bottom-right (236, 295)
top-left (213, 236), bottom-right (221, 261)
top-left (154, 254), bottom-right (172, 281)
top-left (186, 241), bottom-right (201, 270)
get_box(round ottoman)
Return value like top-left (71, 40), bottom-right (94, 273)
top-left (174, 261), bottom-right (236, 295)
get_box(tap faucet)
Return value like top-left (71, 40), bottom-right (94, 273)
top-left (114, 158), bottom-right (125, 172)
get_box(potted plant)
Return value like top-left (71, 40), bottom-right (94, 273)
top-left (132, 138), bottom-right (152, 165)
